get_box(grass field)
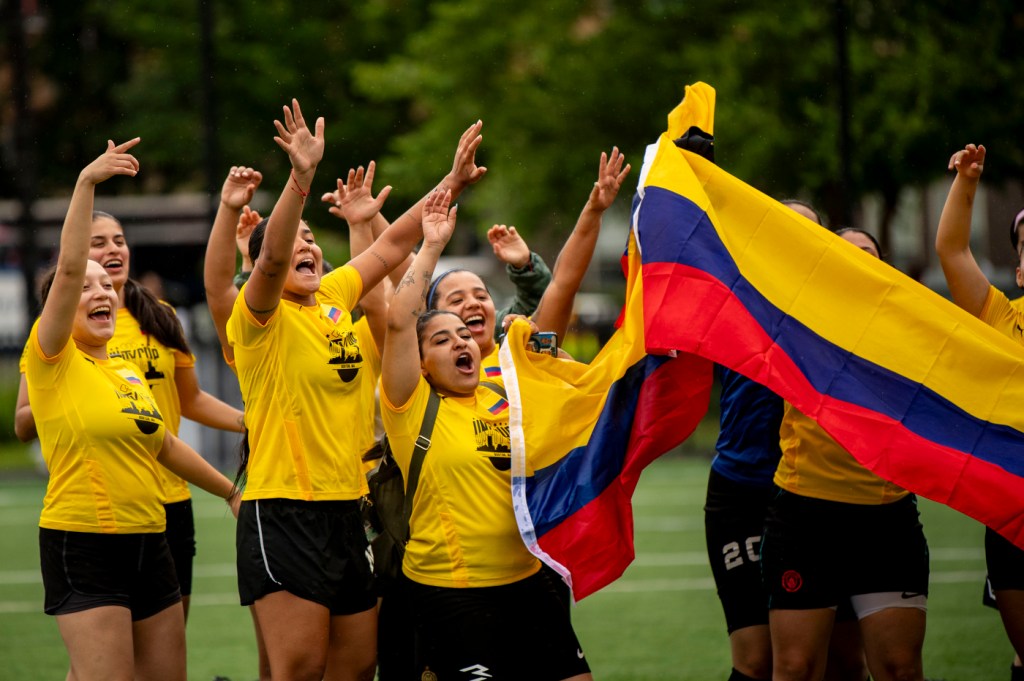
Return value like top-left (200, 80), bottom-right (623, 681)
top-left (0, 454), bottom-right (1012, 680)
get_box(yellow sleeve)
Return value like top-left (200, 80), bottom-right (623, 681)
top-left (226, 281), bottom-right (280, 350)
top-left (979, 286), bottom-right (1024, 345)
top-left (317, 265), bottom-right (363, 311)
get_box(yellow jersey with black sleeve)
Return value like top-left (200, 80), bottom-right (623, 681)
top-left (980, 287), bottom-right (1024, 344)
top-left (381, 376), bottom-right (540, 589)
top-left (774, 402), bottom-right (908, 505)
top-left (228, 264), bottom-right (371, 502)
top-left (25, 321), bottom-right (167, 534)
top-left (109, 306), bottom-right (195, 503)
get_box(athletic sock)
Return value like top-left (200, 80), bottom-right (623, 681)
top-left (1011, 664), bottom-right (1024, 681)
top-left (728, 669), bottom-right (767, 681)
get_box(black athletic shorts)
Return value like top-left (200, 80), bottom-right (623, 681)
top-left (762, 490), bottom-right (929, 610)
top-left (986, 526), bottom-right (1024, 593)
top-left (704, 469), bottom-right (775, 632)
top-left (39, 527), bottom-right (181, 620)
top-left (164, 499), bottom-right (196, 597)
top-left (236, 498), bottom-right (376, 616)
top-left (408, 567), bottom-right (590, 680)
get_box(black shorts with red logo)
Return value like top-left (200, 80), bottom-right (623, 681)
top-left (761, 489), bottom-right (929, 610)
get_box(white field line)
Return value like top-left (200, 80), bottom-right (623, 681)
top-left (0, 548), bottom-right (987, 612)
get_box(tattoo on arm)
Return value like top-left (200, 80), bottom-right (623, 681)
top-left (369, 249), bottom-right (389, 271)
top-left (407, 271), bottom-right (432, 317)
top-left (256, 261), bottom-right (279, 279)
top-left (246, 300), bottom-right (279, 315)
top-left (394, 268), bottom-right (416, 296)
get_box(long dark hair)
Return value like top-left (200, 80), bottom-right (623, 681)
top-left (121, 278), bottom-right (191, 355)
top-left (248, 217), bottom-right (270, 266)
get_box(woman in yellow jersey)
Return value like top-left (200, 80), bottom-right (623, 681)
top-left (936, 143), bottom-right (1024, 681)
top-left (202, 165), bottom-right (385, 681)
top-left (16, 209), bottom-right (246, 621)
top-left (381, 188), bottom-right (592, 680)
top-left (28, 140), bottom-right (239, 681)
top-left (761, 229), bottom-right (930, 681)
top-left (226, 100), bottom-right (485, 681)
top-left (426, 147), bottom-right (630, 378)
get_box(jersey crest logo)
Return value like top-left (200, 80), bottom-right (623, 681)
top-left (116, 378), bottom-right (164, 435)
top-left (326, 329), bottom-right (363, 382)
top-left (473, 419), bottom-right (511, 470)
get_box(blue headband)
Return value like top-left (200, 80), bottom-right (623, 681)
top-left (426, 269), bottom-right (460, 310)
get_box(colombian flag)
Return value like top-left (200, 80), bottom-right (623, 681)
top-left (500, 234), bottom-right (713, 600)
top-left (487, 397), bottom-right (509, 415)
top-left (636, 82), bottom-right (1024, 547)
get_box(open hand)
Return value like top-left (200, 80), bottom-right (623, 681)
top-left (321, 161), bottom-right (392, 224)
top-left (586, 147), bottom-right (632, 212)
top-left (422, 189), bottom-right (457, 249)
top-left (236, 206), bottom-right (262, 265)
top-left (273, 99), bottom-right (325, 178)
top-left (487, 224), bottom-right (531, 268)
top-left (446, 120), bottom-right (487, 190)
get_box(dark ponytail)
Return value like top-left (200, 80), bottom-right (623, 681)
top-left (122, 278), bottom-right (192, 355)
top-left (234, 428), bottom-right (250, 491)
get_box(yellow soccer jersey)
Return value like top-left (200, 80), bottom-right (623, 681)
top-left (348, 316), bottom-right (382, 473)
top-left (1010, 294), bottom-right (1024, 316)
top-left (228, 265), bottom-right (371, 501)
top-left (774, 403), bottom-right (908, 505)
top-left (109, 307), bottom-right (195, 503)
top-left (981, 287), bottom-right (1024, 345)
top-left (25, 322), bottom-right (167, 533)
top-left (479, 344), bottom-right (502, 382)
top-left (382, 377), bottom-right (541, 589)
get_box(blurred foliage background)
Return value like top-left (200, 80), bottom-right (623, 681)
top-left (1, 1), bottom-right (1024, 454)
top-left (3, 0), bottom-right (1023, 250)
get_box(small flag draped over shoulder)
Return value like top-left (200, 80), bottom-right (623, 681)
top-left (499, 233), bottom-right (713, 601)
top-left (636, 81), bottom-right (1024, 548)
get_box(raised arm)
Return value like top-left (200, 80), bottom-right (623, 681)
top-left (322, 164), bottom-right (391, 350)
top-left (351, 121), bottom-right (488, 291)
top-left (935, 144), bottom-right (989, 316)
top-left (533, 147), bottom-right (631, 339)
top-left (205, 166), bottom-right (262, 354)
top-left (244, 99), bottom-right (324, 322)
top-left (321, 160), bottom-right (392, 256)
top-left (38, 139), bottom-right (140, 357)
top-left (487, 224), bottom-right (552, 327)
top-left (235, 207), bottom-right (260, 278)
top-left (381, 190), bottom-right (458, 406)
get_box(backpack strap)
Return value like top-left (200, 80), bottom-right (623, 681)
top-left (400, 390), bottom-right (441, 543)
top-left (480, 380), bottom-right (507, 400)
